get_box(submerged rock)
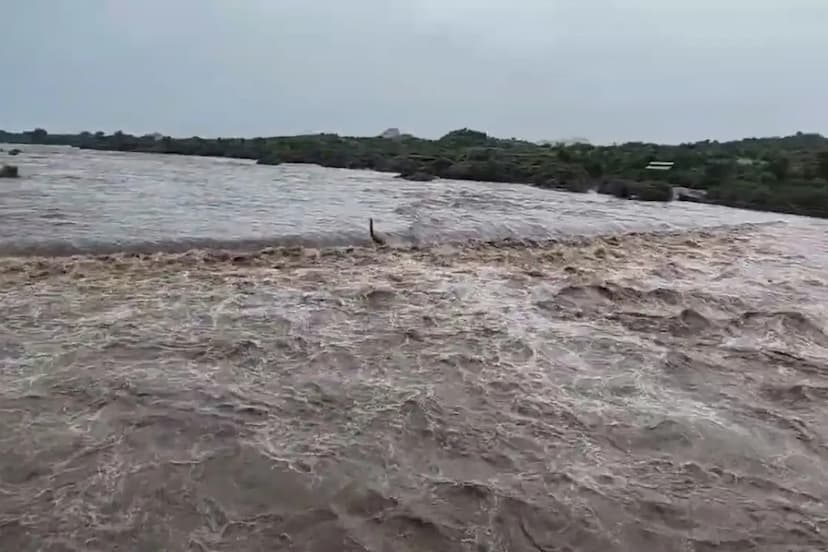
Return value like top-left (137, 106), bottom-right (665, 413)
top-left (628, 181), bottom-right (673, 202)
top-left (398, 171), bottom-right (436, 182)
top-left (598, 179), bottom-right (672, 202)
top-left (673, 186), bottom-right (708, 202)
top-left (0, 164), bottom-right (19, 178)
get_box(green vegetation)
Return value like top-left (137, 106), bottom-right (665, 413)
top-left (2, 127), bottom-right (828, 217)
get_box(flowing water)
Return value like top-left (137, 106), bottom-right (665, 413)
top-left (1, 146), bottom-right (828, 551)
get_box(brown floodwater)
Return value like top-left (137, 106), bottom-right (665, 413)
top-left (1, 146), bottom-right (827, 551)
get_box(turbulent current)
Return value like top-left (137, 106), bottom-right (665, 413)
top-left (1, 146), bottom-right (828, 551)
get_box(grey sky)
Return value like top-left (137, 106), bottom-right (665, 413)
top-left (2, 0), bottom-right (826, 144)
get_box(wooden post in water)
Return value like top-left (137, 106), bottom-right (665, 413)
top-left (369, 218), bottom-right (385, 245)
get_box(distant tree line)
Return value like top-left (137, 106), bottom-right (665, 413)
top-left (3, 127), bottom-right (828, 217)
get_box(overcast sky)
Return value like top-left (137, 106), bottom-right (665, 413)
top-left (2, 0), bottom-right (826, 144)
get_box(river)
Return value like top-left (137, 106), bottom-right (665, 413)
top-left (1, 145), bottom-right (827, 551)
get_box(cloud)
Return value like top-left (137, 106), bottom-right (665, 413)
top-left (1, 0), bottom-right (825, 143)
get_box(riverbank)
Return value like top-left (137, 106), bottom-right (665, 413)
top-left (3, 128), bottom-right (827, 217)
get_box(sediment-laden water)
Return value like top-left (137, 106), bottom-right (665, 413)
top-left (1, 146), bottom-right (827, 551)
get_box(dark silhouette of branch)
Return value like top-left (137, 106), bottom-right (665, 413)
top-left (369, 218), bottom-right (385, 245)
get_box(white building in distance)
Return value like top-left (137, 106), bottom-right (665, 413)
top-left (380, 128), bottom-right (402, 139)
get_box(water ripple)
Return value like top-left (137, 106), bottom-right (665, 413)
top-left (0, 145), bottom-right (801, 256)
top-left (1, 146), bottom-right (828, 551)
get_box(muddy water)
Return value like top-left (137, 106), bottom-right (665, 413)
top-left (0, 145), bottom-right (789, 255)
top-left (1, 146), bottom-right (828, 551)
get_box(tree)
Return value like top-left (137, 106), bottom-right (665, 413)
top-left (817, 151), bottom-right (828, 181)
top-left (768, 157), bottom-right (790, 181)
top-left (702, 161), bottom-right (734, 187)
top-left (438, 129), bottom-right (489, 147)
top-left (32, 128), bottom-right (48, 142)
top-left (584, 160), bottom-right (604, 178)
